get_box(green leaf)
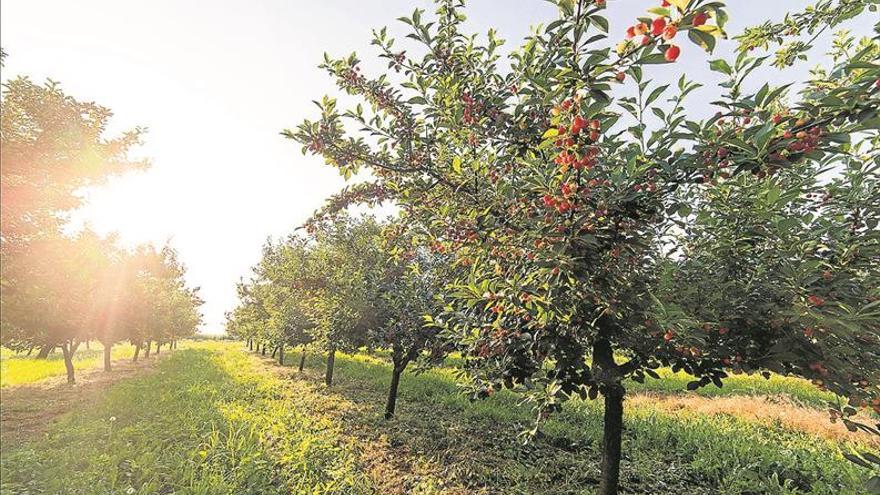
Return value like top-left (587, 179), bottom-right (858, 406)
top-left (646, 84), bottom-right (669, 106)
top-left (677, 203), bottom-right (693, 217)
top-left (639, 53), bottom-right (671, 65)
top-left (709, 59), bottom-right (732, 75)
top-left (591, 16), bottom-right (609, 34)
top-left (688, 29), bottom-right (716, 53)
top-left (542, 128), bottom-right (560, 139)
top-left (865, 476), bottom-right (880, 495)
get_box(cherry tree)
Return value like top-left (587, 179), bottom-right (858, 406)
top-left (289, 0), bottom-right (879, 492)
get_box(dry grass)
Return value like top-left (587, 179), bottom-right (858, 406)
top-left (627, 392), bottom-right (879, 446)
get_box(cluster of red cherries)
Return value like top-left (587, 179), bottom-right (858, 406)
top-left (623, 0), bottom-right (710, 62)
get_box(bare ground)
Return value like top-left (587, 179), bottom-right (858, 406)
top-left (0, 355), bottom-right (163, 447)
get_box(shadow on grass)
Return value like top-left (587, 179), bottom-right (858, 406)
top-left (274, 349), bottom-right (871, 495)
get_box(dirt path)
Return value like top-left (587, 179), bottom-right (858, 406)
top-left (0, 356), bottom-right (163, 448)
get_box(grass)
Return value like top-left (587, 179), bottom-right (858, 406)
top-left (624, 367), bottom-right (839, 409)
top-left (0, 342), bottom-right (373, 495)
top-left (300, 350), bottom-right (877, 495)
top-left (0, 342), bottom-right (139, 387)
top-left (1, 342), bottom-right (876, 495)
top-left (388, 351), bottom-right (840, 410)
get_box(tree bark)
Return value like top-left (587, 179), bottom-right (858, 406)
top-left (261, 344), bottom-right (267, 356)
top-left (247, 338), bottom-right (253, 351)
top-left (86, 340), bottom-right (91, 350)
top-left (385, 364), bottom-right (404, 420)
top-left (599, 384), bottom-right (625, 495)
top-left (61, 342), bottom-right (76, 384)
top-left (36, 344), bottom-right (53, 359)
top-left (325, 349), bottom-right (336, 387)
top-left (25, 346), bottom-right (34, 357)
top-left (155, 342), bottom-right (161, 355)
top-left (278, 344), bottom-right (285, 365)
top-left (103, 341), bottom-right (112, 371)
top-left (144, 340), bottom-right (152, 358)
top-left (298, 347), bottom-right (307, 372)
top-left (271, 346), bottom-right (278, 359)
top-left (133, 343), bottom-right (141, 362)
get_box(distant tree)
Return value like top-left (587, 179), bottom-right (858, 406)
top-left (248, 237), bottom-right (311, 364)
top-left (0, 63), bottom-right (149, 368)
top-left (369, 223), bottom-right (449, 419)
top-left (305, 215), bottom-right (387, 386)
top-left (0, 75), bottom-right (146, 252)
top-left (290, 0), bottom-right (879, 492)
top-left (225, 283), bottom-right (266, 353)
top-left (1, 231), bottom-right (114, 383)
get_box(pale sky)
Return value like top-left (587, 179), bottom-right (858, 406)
top-left (1, 1), bottom-right (872, 333)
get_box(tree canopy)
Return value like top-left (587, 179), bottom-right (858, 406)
top-left (287, 0), bottom-right (880, 493)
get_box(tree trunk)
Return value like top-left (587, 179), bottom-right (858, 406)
top-left (103, 341), bottom-right (112, 371)
top-left (61, 342), bottom-right (76, 384)
top-left (173, 340), bottom-right (177, 349)
top-left (278, 344), bottom-right (285, 365)
top-left (133, 343), bottom-right (141, 362)
top-left (598, 384), bottom-right (625, 495)
top-left (385, 365), bottom-right (404, 420)
top-left (25, 346), bottom-right (34, 357)
top-left (261, 344), bottom-right (267, 356)
top-left (325, 349), bottom-right (336, 387)
top-left (271, 346), bottom-right (278, 359)
top-left (248, 338), bottom-right (253, 351)
top-left (36, 344), bottom-right (53, 359)
top-left (155, 342), bottom-right (161, 355)
top-left (298, 347), bottom-right (307, 372)
top-left (144, 340), bottom-right (152, 358)
top-left (86, 340), bottom-right (91, 350)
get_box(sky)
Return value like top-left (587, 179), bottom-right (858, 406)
top-left (1, 1), bottom-right (873, 334)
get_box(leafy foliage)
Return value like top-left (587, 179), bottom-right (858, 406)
top-left (289, 0), bottom-right (879, 492)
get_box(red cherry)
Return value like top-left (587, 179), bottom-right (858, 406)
top-left (693, 12), bottom-right (708, 26)
top-left (807, 295), bottom-right (825, 307)
top-left (615, 71), bottom-right (626, 82)
top-left (664, 45), bottom-right (681, 62)
top-left (662, 25), bottom-right (678, 41)
top-left (626, 26), bottom-right (636, 39)
top-left (571, 115), bottom-right (588, 135)
top-left (652, 18), bottom-right (667, 36)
